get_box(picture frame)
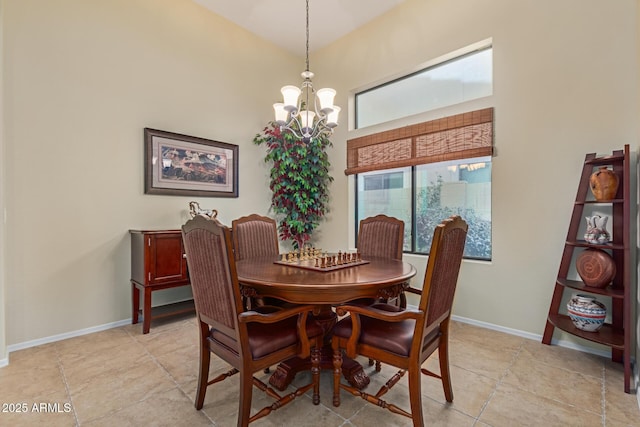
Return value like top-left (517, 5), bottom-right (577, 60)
top-left (144, 128), bottom-right (238, 197)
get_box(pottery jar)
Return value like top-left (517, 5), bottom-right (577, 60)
top-left (567, 294), bottom-right (606, 332)
top-left (589, 167), bottom-right (619, 201)
top-left (575, 248), bottom-right (616, 288)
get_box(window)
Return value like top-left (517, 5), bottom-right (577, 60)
top-left (351, 42), bottom-right (493, 260)
top-left (357, 168), bottom-right (412, 252)
top-left (363, 171), bottom-right (404, 191)
top-left (414, 157), bottom-right (491, 260)
top-left (355, 45), bottom-right (492, 129)
top-left (356, 157), bottom-right (491, 261)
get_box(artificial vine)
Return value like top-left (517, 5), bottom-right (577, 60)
top-left (253, 122), bottom-right (333, 249)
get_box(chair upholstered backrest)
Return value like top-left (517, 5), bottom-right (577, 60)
top-left (182, 215), bottom-right (242, 337)
top-left (232, 214), bottom-right (279, 261)
top-left (418, 216), bottom-right (468, 329)
top-left (357, 214), bottom-right (404, 260)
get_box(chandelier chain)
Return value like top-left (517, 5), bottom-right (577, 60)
top-left (305, 0), bottom-right (310, 72)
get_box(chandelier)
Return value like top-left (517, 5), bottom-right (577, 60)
top-left (273, 0), bottom-right (340, 143)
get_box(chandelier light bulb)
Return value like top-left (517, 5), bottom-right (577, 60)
top-left (281, 86), bottom-right (302, 112)
top-left (273, 103), bottom-right (288, 125)
top-left (316, 88), bottom-right (336, 114)
top-left (326, 106), bottom-right (341, 128)
top-left (299, 110), bottom-right (316, 131)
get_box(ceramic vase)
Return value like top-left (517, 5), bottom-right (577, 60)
top-left (589, 167), bottom-right (619, 201)
top-left (576, 248), bottom-right (616, 288)
top-left (567, 294), bottom-right (606, 332)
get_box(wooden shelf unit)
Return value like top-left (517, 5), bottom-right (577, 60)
top-left (542, 146), bottom-right (632, 393)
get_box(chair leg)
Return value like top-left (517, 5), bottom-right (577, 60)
top-left (238, 370), bottom-right (253, 427)
top-left (408, 367), bottom-right (424, 427)
top-left (332, 343), bottom-right (342, 407)
top-left (311, 343), bottom-right (321, 405)
top-left (195, 323), bottom-right (210, 410)
top-left (438, 339), bottom-right (454, 402)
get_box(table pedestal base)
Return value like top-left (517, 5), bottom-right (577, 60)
top-left (269, 345), bottom-right (370, 391)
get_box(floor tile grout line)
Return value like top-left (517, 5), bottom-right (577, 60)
top-left (60, 327), bottom-right (152, 425)
top-left (53, 342), bottom-right (80, 426)
top-left (296, 379), bottom-right (352, 424)
top-left (601, 364), bottom-right (606, 426)
top-left (64, 325), bottom-right (207, 426)
top-left (124, 325), bottom-right (217, 425)
top-left (474, 337), bottom-right (525, 424)
top-left (486, 339), bottom-right (607, 421)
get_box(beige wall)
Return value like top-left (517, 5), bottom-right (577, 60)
top-left (0, 0), bottom-right (299, 349)
top-left (314, 0), bottom-right (639, 349)
top-left (0, 0), bottom-right (638, 365)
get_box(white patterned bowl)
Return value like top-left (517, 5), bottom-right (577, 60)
top-left (567, 294), bottom-right (606, 332)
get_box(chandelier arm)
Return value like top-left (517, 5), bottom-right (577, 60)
top-left (281, 115), bottom-right (306, 140)
top-left (307, 116), bottom-right (332, 140)
top-left (281, 124), bottom-right (304, 141)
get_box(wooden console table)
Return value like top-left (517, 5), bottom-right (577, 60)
top-left (130, 229), bottom-right (194, 334)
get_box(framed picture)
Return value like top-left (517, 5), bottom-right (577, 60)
top-left (144, 128), bottom-right (238, 197)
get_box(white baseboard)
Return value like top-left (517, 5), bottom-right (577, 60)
top-left (0, 356), bottom-right (8, 368)
top-left (6, 318), bottom-right (131, 354)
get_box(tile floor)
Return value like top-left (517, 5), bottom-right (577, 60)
top-left (1, 314), bottom-right (639, 426)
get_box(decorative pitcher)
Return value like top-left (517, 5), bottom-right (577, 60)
top-left (584, 215), bottom-right (610, 244)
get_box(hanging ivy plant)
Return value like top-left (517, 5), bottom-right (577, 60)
top-left (253, 122), bottom-right (333, 249)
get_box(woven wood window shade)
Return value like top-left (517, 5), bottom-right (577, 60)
top-left (345, 108), bottom-right (494, 175)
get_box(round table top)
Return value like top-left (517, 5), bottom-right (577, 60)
top-left (236, 255), bottom-right (416, 305)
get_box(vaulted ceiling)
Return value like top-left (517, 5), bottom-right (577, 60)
top-left (192, 0), bottom-right (408, 56)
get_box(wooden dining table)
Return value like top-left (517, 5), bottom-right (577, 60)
top-left (236, 254), bottom-right (417, 391)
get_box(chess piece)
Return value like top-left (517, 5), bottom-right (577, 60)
top-left (337, 251), bottom-right (342, 265)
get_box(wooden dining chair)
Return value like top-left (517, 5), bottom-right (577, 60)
top-left (232, 213), bottom-right (280, 261)
top-left (355, 214), bottom-right (407, 371)
top-left (331, 215), bottom-right (468, 427)
top-left (182, 215), bottom-right (323, 426)
top-left (356, 214), bottom-right (405, 305)
top-left (357, 214), bottom-right (405, 261)
top-left (232, 214), bottom-right (287, 310)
